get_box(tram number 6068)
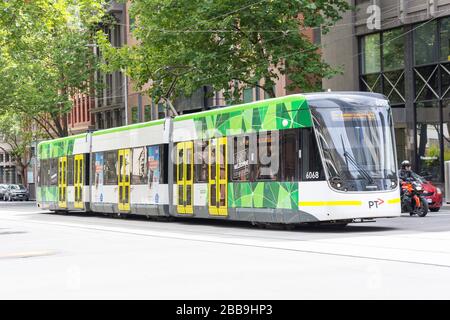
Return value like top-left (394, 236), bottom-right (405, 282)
top-left (305, 171), bottom-right (319, 179)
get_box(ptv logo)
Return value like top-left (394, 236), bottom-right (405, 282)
top-left (368, 198), bottom-right (384, 209)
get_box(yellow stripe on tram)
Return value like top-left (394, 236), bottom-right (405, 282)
top-left (387, 198), bottom-right (401, 204)
top-left (298, 201), bottom-right (362, 207)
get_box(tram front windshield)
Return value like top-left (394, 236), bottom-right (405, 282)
top-left (311, 97), bottom-right (397, 192)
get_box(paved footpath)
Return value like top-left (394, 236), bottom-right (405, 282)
top-left (1, 202), bottom-right (450, 299)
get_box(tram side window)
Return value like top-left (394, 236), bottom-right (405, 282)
top-left (255, 131), bottom-right (279, 181)
top-left (282, 129), bottom-right (298, 182)
top-left (194, 140), bottom-right (208, 183)
top-left (40, 159), bottom-right (49, 186)
top-left (103, 151), bottom-right (118, 185)
top-left (160, 144), bottom-right (168, 184)
top-left (147, 145), bottom-right (161, 185)
top-left (132, 147), bottom-right (147, 185)
top-left (300, 128), bottom-right (325, 181)
top-left (49, 158), bottom-right (58, 186)
top-left (231, 135), bottom-right (251, 181)
top-left (67, 156), bottom-right (74, 186)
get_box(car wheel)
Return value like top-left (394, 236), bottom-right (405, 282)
top-left (430, 207), bottom-right (440, 212)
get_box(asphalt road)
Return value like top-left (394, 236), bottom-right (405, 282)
top-left (1, 201), bottom-right (450, 299)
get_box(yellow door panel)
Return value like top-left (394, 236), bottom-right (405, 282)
top-left (176, 142), bottom-right (194, 215)
top-left (208, 139), bottom-right (218, 215)
top-left (184, 141), bottom-right (194, 214)
top-left (209, 138), bottom-right (228, 216)
top-left (176, 142), bottom-right (185, 214)
top-left (118, 149), bottom-right (131, 212)
top-left (217, 137), bottom-right (228, 216)
top-left (74, 154), bottom-right (84, 209)
top-left (58, 156), bottom-right (67, 208)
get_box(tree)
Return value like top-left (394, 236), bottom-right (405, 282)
top-left (0, 0), bottom-right (107, 138)
top-left (0, 112), bottom-right (46, 186)
top-left (97, 0), bottom-right (351, 105)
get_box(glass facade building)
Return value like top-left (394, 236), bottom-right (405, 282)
top-left (358, 16), bottom-right (450, 183)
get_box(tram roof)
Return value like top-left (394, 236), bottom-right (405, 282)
top-left (302, 91), bottom-right (387, 102)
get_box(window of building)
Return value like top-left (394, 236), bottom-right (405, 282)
top-left (440, 17), bottom-right (450, 62)
top-left (383, 28), bottom-right (405, 71)
top-left (313, 27), bottom-right (321, 45)
top-left (395, 128), bottom-right (407, 167)
top-left (106, 111), bottom-right (112, 128)
top-left (131, 106), bottom-right (139, 124)
top-left (255, 131), bottom-right (279, 181)
top-left (103, 151), bottom-right (118, 185)
top-left (5, 153), bottom-right (9, 162)
top-left (158, 103), bottom-right (165, 119)
top-left (361, 33), bottom-right (381, 74)
top-left (115, 109), bottom-right (122, 127)
top-left (0, 153), bottom-right (3, 163)
top-left (414, 20), bottom-right (437, 66)
top-left (144, 105), bottom-right (152, 122)
top-left (416, 121), bottom-right (441, 181)
top-left (243, 88), bottom-right (253, 103)
top-left (132, 147), bottom-right (147, 185)
top-left (231, 135), bottom-right (251, 181)
top-left (360, 28), bottom-right (405, 106)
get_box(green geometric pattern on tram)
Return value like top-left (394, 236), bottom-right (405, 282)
top-left (39, 136), bottom-right (77, 159)
top-left (228, 182), bottom-right (298, 210)
top-left (195, 98), bottom-right (311, 139)
top-left (38, 186), bottom-right (57, 202)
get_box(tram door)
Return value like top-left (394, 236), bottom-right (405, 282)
top-left (118, 149), bottom-right (131, 212)
top-left (176, 142), bottom-right (194, 214)
top-left (208, 138), bottom-right (228, 216)
top-left (58, 156), bottom-right (67, 208)
top-left (74, 154), bottom-right (84, 209)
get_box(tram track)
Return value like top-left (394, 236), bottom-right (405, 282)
top-left (2, 211), bottom-right (450, 269)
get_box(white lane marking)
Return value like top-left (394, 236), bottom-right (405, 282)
top-left (0, 250), bottom-right (58, 260)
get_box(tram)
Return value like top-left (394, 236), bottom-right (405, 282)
top-left (36, 92), bottom-right (401, 225)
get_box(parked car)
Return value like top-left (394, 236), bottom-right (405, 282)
top-left (412, 172), bottom-right (442, 212)
top-left (3, 184), bottom-right (29, 201)
top-left (0, 184), bottom-right (8, 200)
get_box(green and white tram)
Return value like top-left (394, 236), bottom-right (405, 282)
top-left (37, 92), bottom-right (401, 225)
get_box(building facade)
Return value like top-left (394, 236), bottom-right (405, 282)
top-left (0, 143), bottom-right (18, 184)
top-left (92, 0), bottom-right (127, 130)
top-left (321, 0), bottom-right (450, 183)
top-left (68, 92), bottom-right (95, 134)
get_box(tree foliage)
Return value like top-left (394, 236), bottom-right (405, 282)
top-left (0, 112), bottom-right (46, 185)
top-left (98, 0), bottom-right (350, 104)
top-left (0, 0), bottom-right (107, 138)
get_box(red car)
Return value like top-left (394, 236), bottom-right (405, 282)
top-left (412, 172), bottom-right (443, 212)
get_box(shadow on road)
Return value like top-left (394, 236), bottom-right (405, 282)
top-left (38, 210), bottom-right (399, 234)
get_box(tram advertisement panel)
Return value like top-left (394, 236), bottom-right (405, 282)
top-left (148, 146), bottom-right (160, 204)
top-left (94, 153), bottom-right (104, 202)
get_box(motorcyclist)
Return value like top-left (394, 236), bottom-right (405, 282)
top-left (399, 160), bottom-right (415, 182)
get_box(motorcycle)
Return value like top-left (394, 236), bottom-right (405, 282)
top-left (401, 180), bottom-right (429, 217)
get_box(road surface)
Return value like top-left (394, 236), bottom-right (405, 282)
top-left (1, 202), bottom-right (450, 299)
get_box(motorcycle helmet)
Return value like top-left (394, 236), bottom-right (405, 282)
top-left (401, 160), bottom-right (411, 169)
